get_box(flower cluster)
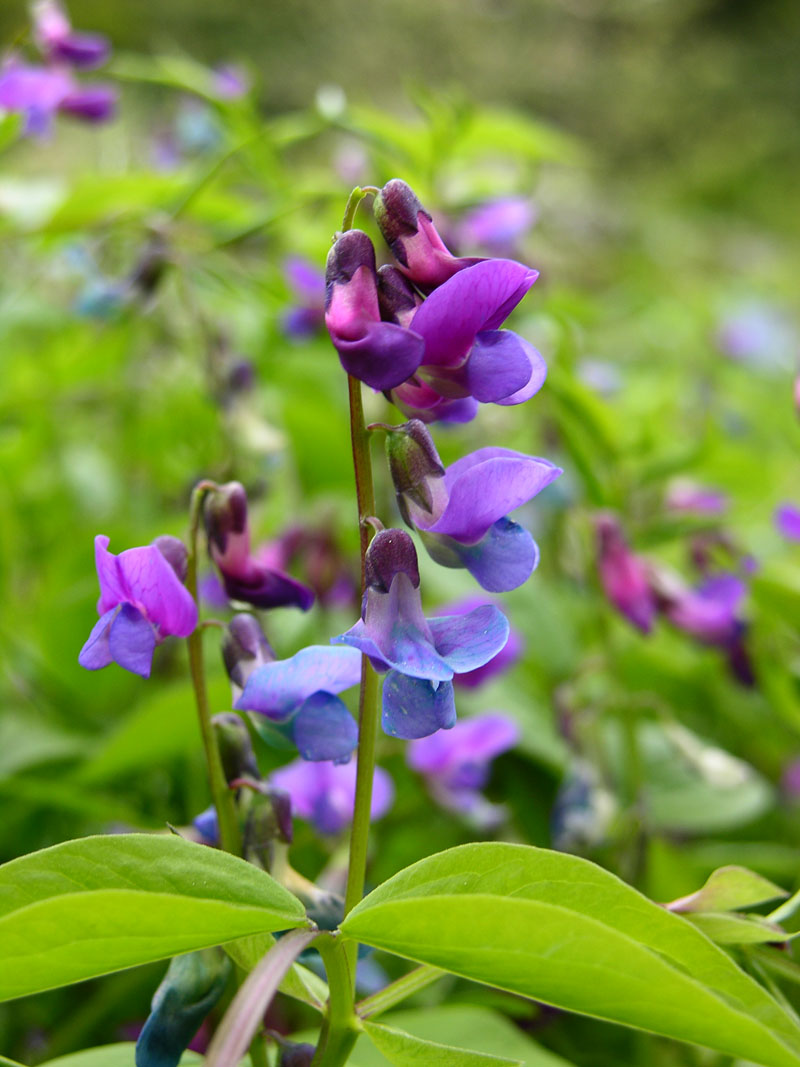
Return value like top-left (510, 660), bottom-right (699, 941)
top-left (325, 180), bottom-right (546, 423)
top-left (0, 1), bottom-right (116, 137)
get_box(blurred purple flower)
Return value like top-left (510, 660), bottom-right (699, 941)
top-left (595, 514), bottom-right (656, 634)
top-left (575, 359), bottom-right (622, 397)
top-left (79, 534), bottom-right (197, 677)
top-left (235, 644), bottom-right (362, 762)
top-left (282, 257), bottom-right (326, 339)
top-left (666, 479), bottom-right (728, 517)
top-left (781, 759), bottom-right (800, 801)
top-left (269, 758), bottom-right (394, 834)
top-left (212, 64), bottom-right (249, 100)
top-left (457, 197), bottom-right (537, 255)
top-left (203, 482), bottom-right (314, 611)
top-left (716, 302), bottom-right (795, 372)
top-left (59, 84), bottom-right (115, 122)
top-left (775, 504), bottom-right (800, 542)
top-left (0, 58), bottom-right (72, 136)
top-left (193, 805), bottom-right (219, 844)
top-left (407, 713), bottom-right (518, 827)
top-left (333, 529), bottom-right (509, 739)
top-left (660, 573), bottom-right (746, 646)
top-left (32, 0), bottom-right (110, 70)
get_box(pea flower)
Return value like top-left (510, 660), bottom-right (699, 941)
top-left (457, 197), bottom-right (537, 256)
top-left (234, 643), bottom-right (362, 762)
top-left (776, 504), bottom-right (800, 542)
top-left (269, 758), bottom-right (394, 835)
top-left (203, 482), bottom-right (314, 611)
top-left (595, 513), bottom-right (656, 634)
top-left (666, 479), bottom-right (728, 517)
top-left (282, 256), bottom-right (326, 340)
top-left (385, 420), bottom-right (561, 592)
top-left (32, 0), bottom-right (110, 69)
top-left (78, 534), bottom-right (197, 678)
top-left (438, 598), bottom-right (523, 688)
top-left (333, 529), bottom-right (509, 739)
top-left (407, 713), bottom-right (518, 827)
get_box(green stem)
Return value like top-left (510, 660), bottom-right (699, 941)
top-left (356, 965), bottom-right (446, 1019)
top-left (186, 482), bottom-right (243, 858)
top-left (311, 935), bottom-right (361, 1067)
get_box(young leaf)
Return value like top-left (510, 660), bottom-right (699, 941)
top-left (363, 1021), bottom-right (521, 1067)
top-left (0, 833), bottom-right (308, 1002)
top-left (684, 913), bottom-right (792, 946)
top-left (341, 842), bottom-right (800, 1067)
top-left (666, 866), bottom-right (788, 914)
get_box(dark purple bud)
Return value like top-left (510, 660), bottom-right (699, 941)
top-left (222, 613), bottom-right (275, 689)
top-left (59, 85), bottom-right (116, 123)
top-left (376, 264), bottom-right (421, 327)
top-left (383, 420), bottom-right (446, 526)
top-left (278, 1044), bottom-right (316, 1067)
top-left (52, 33), bottom-right (110, 69)
top-left (129, 234), bottom-right (169, 299)
top-left (203, 482), bottom-right (249, 559)
top-left (325, 229), bottom-right (376, 299)
top-left (212, 711), bottom-right (261, 782)
top-left (365, 528), bottom-right (420, 592)
top-left (239, 785), bottom-right (294, 868)
top-left (152, 535), bottom-right (189, 583)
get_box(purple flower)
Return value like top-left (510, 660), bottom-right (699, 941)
top-left (716, 302), bottom-right (795, 372)
top-left (235, 644), bottom-right (362, 762)
top-left (193, 804), bottom-right (219, 844)
top-left (324, 230), bottom-right (426, 390)
top-left (282, 257), bottom-right (326, 340)
top-left (203, 482), bottom-right (314, 611)
top-left (32, 0), bottom-right (111, 70)
top-left (659, 573), bottom-right (746, 646)
top-left (595, 514), bottom-right (656, 634)
top-left (269, 758), bottom-right (394, 835)
top-left (79, 534), bottom-right (197, 678)
top-left (374, 179), bottom-right (483, 292)
top-left (776, 504), bottom-right (800, 542)
top-left (385, 421), bottom-right (561, 592)
top-left (0, 58), bottom-right (73, 136)
top-left (407, 713), bottom-right (518, 827)
top-left (666, 479), bottom-right (728, 517)
top-left (437, 597), bottom-right (523, 688)
top-left (59, 84), bottom-right (116, 123)
top-left (212, 64), bottom-right (249, 100)
top-left (457, 197), bottom-right (536, 256)
top-left (333, 529), bottom-right (509, 739)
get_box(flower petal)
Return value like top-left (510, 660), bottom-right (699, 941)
top-left (422, 450), bottom-right (561, 543)
top-left (425, 518), bottom-right (540, 592)
top-left (94, 534), bottom-right (126, 614)
top-left (222, 567), bottom-right (314, 612)
top-left (108, 603), bottom-right (156, 677)
top-left (465, 330), bottom-right (537, 402)
top-left (408, 713), bottom-right (519, 778)
top-left (427, 604), bottom-right (510, 675)
top-left (334, 321), bottom-right (426, 391)
top-left (382, 672), bottom-right (456, 739)
top-left (291, 692), bottom-right (358, 763)
top-left (235, 645), bottom-right (362, 720)
top-left (78, 606), bottom-right (116, 670)
top-left (116, 543), bottom-right (198, 636)
top-left (410, 259), bottom-right (538, 367)
top-left (495, 342), bottom-right (548, 406)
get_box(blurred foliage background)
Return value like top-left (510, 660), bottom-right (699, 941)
top-left (1, 0), bottom-right (799, 1063)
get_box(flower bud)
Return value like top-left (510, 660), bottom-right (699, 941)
top-left (376, 264), bottom-right (421, 327)
top-left (374, 179), bottom-right (481, 291)
top-left (221, 613), bottom-right (275, 690)
top-left (33, 1), bottom-right (110, 69)
top-left (365, 528), bottom-right (420, 592)
top-left (383, 419), bottom-right (447, 527)
top-left (59, 85), bottom-right (116, 123)
top-left (595, 514), bottom-right (656, 634)
top-left (278, 1043), bottom-right (316, 1067)
top-left (152, 535), bottom-right (189, 583)
top-left (212, 711), bottom-right (260, 782)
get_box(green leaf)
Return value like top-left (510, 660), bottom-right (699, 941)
top-left (0, 833), bottom-right (308, 1002)
top-left (341, 843), bottom-right (800, 1067)
top-left (38, 1046), bottom-right (202, 1066)
top-left (667, 866), bottom-right (788, 914)
top-left (363, 1021), bottom-right (521, 1067)
top-left (0, 1054), bottom-right (25, 1067)
top-left (224, 932), bottom-right (328, 1010)
top-left (684, 913), bottom-right (792, 946)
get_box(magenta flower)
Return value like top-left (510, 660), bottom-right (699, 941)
top-left (407, 713), bottom-right (518, 827)
top-left (775, 504), bottom-right (800, 542)
top-left (595, 514), bottom-right (656, 634)
top-left (333, 529), bottom-right (509, 739)
top-left (666, 479), bottom-right (728, 517)
top-left (660, 573), bottom-right (746, 646)
top-left (235, 644), bottom-right (362, 762)
top-left (386, 421), bottom-right (561, 592)
top-left (203, 482), bottom-right (314, 611)
top-left (0, 56), bottom-right (115, 136)
top-left (79, 534), bottom-right (197, 678)
top-left (32, 0), bottom-right (110, 69)
top-left (270, 758), bottom-right (394, 835)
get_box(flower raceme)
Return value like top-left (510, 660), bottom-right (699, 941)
top-left (384, 419), bottom-right (562, 592)
top-left (269, 758), bottom-right (394, 835)
top-left (333, 528), bottom-right (510, 739)
top-left (78, 534), bottom-right (197, 677)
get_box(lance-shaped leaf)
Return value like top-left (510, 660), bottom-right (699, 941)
top-left (363, 1021), bottom-right (521, 1067)
top-left (684, 912), bottom-right (794, 946)
top-left (341, 843), bottom-right (800, 1067)
top-left (0, 834), bottom-right (308, 1002)
top-left (36, 1048), bottom-right (202, 1066)
top-left (666, 866), bottom-right (788, 914)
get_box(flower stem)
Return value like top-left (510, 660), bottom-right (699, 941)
top-left (356, 965), bottom-right (446, 1019)
top-left (310, 935), bottom-right (362, 1067)
top-left (186, 482), bottom-right (242, 858)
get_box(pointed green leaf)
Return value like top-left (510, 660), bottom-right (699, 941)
top-left (0, 834), bottom-right (308, 1002)
top-left (667, 866), bottom-right (788, 914)
top-left (363, 1021), bottom-right (521, 1067)
top-left (685, 913), bottom-right (792, 946)
top-left (38, 1047), bottom-right (202, 1066)
top-left (341, 843), bottom-right (800, 1067)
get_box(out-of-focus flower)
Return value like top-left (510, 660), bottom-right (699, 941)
top-left (203, 482), bottom-right (314, 611)
top-left (269, 758), bottom-right (394, 835)
top-left (258, 525), bottom-right (357, 609)
top-left (575, 358), bottom-right (622, 397)
top-left (407, 713), bottom-right (518, 827)
top-left (595, 514), bottom-right (656, 634)
top-left (385, 420), bottom-right (561, 592)
top-left (282, 256), bottom-right (326, 339)
top-left (775, 504), bottom-right (800, 542)
top-left (334, 529), bottom-right (509, 738)
top-left (235, 644), bottom-right (362, 762)
top-left (551, 760), bottom-right (617, 853)
top-left (716, 302), bottom-right (795, 372)
top-left (32, 0), bottom-right (110, 69)
top-left (781, 759), bottom-right (800, 801)
top-left (0, 57), bottom-right (71, 135)
top-left (212, 63), bottom-right (249, 100)
top-left (666, 479), bottom-right (728, 517)
top-left (456, 196), bottom-right (537, 256)
top-left (78, 534), bottom-right (196, 678)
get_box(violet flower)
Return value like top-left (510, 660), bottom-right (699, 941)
top-left (282, 257), bottom-right (326, 340)
top-left (385, 420), bottom-right (561, 592)
top-left (666, 479), bottom-right (728, 517)
top-left (457, 197), bottom-right (537, 256)
top-left (438, 597), bottom-right (523, 688)
top-left (235, 643), bottom-right (362, 762)
top-left (407, 713), bottom-right (518, 827)
top-left (595, 514), bottom-right (656, 634)
top-left (32, 0), bottom-right (110, 69)
top-left (203, 482), bottom-right (314, 611)
top-left (0, 58), bottom-right (72, 136)
top-left (775, 504), bottom-right (800, 542)
top-left (333, 529), bottom-right (509, 739)
top-left (269, 758), bottom-right (394, 835)
top-left (79, 534), bottom-right (197, 678)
